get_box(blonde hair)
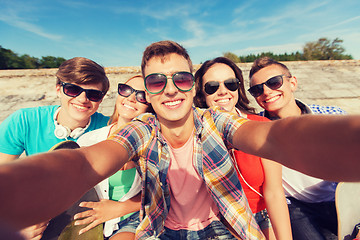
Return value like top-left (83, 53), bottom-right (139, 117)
top-left (108, 75), bottom-right (150, 125)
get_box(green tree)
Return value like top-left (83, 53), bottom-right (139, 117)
top-left (223, 52), bottom-right (240, 63)
top-left (0, 46), bottom-right (18, 69)
top-left (303, 38), bottom-right (353, 60)
top-left (19, 54), bottom-right (39, 69)
top-left (39, 56), bottom-right (66, 68)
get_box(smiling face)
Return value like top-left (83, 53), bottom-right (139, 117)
top-left (116, 76), bottom-right (149, 124)
top-left (56, 82), bottom-right (103, 129)
top-left (144, 53), bottom-right (195, 126)
top-left (250, 64), bottom-right (297, 115)
top-left (202, 63), bottom-right (239, 114)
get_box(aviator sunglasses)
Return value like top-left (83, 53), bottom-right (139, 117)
top-left (118, 83), bottom-right (147, 104)
top-left (248, 74), bottom-right (288, 98)
top-left (60, 81), bottom-right (105, 102)
top-left (144, 71), bottom-right (195, 94)
top-left (204, 78), bottom-right (240, 95)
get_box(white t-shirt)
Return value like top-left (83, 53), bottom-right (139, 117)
top-left (282, 166), bottom-right (337, 203)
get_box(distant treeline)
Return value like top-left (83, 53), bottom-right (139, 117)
top-left (0, 37), bottom-right (354, 69)
top-left (223, 37), bottom-right (353, 63)
top-left (0, 46), bottom-right (66, 70)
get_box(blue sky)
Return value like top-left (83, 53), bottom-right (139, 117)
top-left (1, 0), bottom-right (359, 67)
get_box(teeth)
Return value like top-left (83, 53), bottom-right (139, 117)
top-left (73, 105), bottom-right (87, 110)
top-left (265, 95), bottom-right (280, 103)
top-left (124, 104), bottom-right (136, 110)
top-left (164, 100), bottom-right (181, 106)
top-left (217, 99), bottom-right (230, 103)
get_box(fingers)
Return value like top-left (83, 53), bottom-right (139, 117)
top-left (74, 215), bottom-right (94, 226)
top-left (20, 221), bottom-right (49, 240)
top-left (78, 201), bottom-right (96, 208)
top-left (78, 221), bottom-right (99, 235)
top-left (74, 210), bottom-right (93, 220)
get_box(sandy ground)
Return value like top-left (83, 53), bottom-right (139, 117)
top-left (1, 60), bottom-right (360, 124)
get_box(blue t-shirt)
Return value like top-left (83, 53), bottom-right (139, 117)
top-left (0, 105), bottom-right (109, 156)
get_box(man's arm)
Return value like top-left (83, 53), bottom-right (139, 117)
top-left (0, 140), bottom-right (128, 230)
top-left (233, 114), bottom-right (360, 182)
top-left (0, 152), bottom-right (19, 163)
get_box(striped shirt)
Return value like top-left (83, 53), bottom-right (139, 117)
top-left (109, 106), bottom-right (264, 240)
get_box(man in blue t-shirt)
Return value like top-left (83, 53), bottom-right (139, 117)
top-left (0, 57), bottom-right (110, 160)
top-left (0, 57), bottom-right (110, 239)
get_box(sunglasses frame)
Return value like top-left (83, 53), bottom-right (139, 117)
top-left (204, 78), bottom-right (240, 95)
top-left (144, 71), bottom-right (195, 94)
top-left (60, 81), bottom-right (105, 102)
top-left (248, 74), bottom-right (288, 98)
top-left (117, 83), bottom-right (147, 104)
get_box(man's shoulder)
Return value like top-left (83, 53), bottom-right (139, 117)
top-left (134, 112), bottom-right (157, 124)
top-left (90, 111), bottom-right (110, 122)
top-left (8, 105), bottom-right (58, 120)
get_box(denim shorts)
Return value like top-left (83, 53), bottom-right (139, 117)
top-left (108, 211), bottom-right (140, 239)
top-left (159, 220), bottom-right (237, 240)
top-left (254, 209), bottom-right (272, 230)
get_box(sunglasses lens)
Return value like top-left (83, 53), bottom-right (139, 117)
top-left (248, 75), bottom-right (284, 97)
top-left (204, 81), bottom-right (220, 95)
top-left (224, 78), bottom-right (240, 91)
top-left (136, 91), bottom-right (147, 103)
top-left (173, 72), bottom-right (194, 92)
top-left (86, 90), bottom-right (104, 102)
top-left (62, 82), bottom-right (103, 102)
top-left (266, 76), bottom-right (283, 90)
top-left (118, 84), bottom-right (132, 97)
top-left (248, 85), bottom-right (263, 98)
top-left (145, 74), bottom-right (167, 94)
top-left (63, 84), bottom-right (82, 97)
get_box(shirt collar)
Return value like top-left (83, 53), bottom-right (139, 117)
top-left (263, 99), bottom-right (313, 119)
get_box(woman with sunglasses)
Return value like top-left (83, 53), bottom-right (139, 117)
top-left (194, 57), bottom-right (292, 240)
top-left (76, 75), bottom-right (151, 240)
top-left (0, 57), bottom-right (110, 239)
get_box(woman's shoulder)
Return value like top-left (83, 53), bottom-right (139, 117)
top-left (77, 125), bottom-right (112, 146)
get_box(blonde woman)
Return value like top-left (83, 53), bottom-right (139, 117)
top-left (76, 75), bottom-right (151, 240)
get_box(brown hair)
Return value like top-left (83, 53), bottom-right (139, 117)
top-left (108, 75), bottom-right (153, 125)
top-left (249, 57), bottom-right (291, 81)
top-left (56, 57), bottom-right (110, 93)
top-left (141, 40), bottom-right (193, 77)
top-left (194, 57), bottom-right (255, 114)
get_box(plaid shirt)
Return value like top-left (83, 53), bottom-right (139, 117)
top-left (109, 106), bottom-right (264, 240)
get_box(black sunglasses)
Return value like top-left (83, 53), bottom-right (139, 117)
top-left (60, 81), bottom-right (105, 102)
top-left (204, 78), bottom-right (240, 95)
top-left (144, 71), bottom-right (194, 94)
top-left (118, 83), bottom-right (147, 104)
top-left (248, 75), bottom-right (287, 98)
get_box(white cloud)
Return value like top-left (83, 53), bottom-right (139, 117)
top-left (0, 4), bottom-right (62, 41)
top-left (321, 16), bottom-right (360, 31)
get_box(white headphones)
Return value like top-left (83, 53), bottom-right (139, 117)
top-left (53, 107), bottom-right (91, 139)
